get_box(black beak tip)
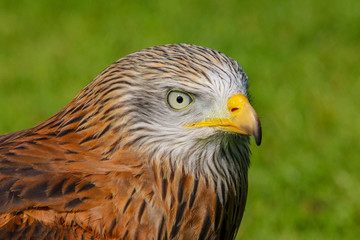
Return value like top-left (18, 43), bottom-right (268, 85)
top-left (254, 121), bottom-right (262, 146)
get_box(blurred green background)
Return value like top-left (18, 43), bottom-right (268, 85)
top-left (0, 0), bottom-right (359, 239)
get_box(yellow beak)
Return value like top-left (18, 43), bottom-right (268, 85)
top-left (186, 94), bottom-right (262, 145)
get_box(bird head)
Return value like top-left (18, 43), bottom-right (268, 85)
top-left (73, 44), bottom-right (261, 174)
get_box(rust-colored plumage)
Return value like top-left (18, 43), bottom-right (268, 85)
top-left (0, 44), bottom-right (261, 239)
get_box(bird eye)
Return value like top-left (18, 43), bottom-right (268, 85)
top-left (166, 90), bottom-right (194, 111)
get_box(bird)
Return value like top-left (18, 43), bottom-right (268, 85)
top-left (0, 44), bottom-right (261, 240)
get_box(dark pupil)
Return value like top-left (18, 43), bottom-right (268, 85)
top-left (176, 96), bottom-right (184, 103)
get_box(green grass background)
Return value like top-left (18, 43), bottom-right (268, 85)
top-left (0, 0), bottom-right (359, 239)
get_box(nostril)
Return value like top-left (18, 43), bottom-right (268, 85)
top-left (231, 107), bottom-right (239, 112)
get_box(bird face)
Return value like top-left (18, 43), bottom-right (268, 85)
top-left (161, 87), bottom-right (261, 144)
top-left (108, 44), bottom-right (261, 172)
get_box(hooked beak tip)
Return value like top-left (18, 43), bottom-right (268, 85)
top-left (253, 120), bottom-right (262, 146)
